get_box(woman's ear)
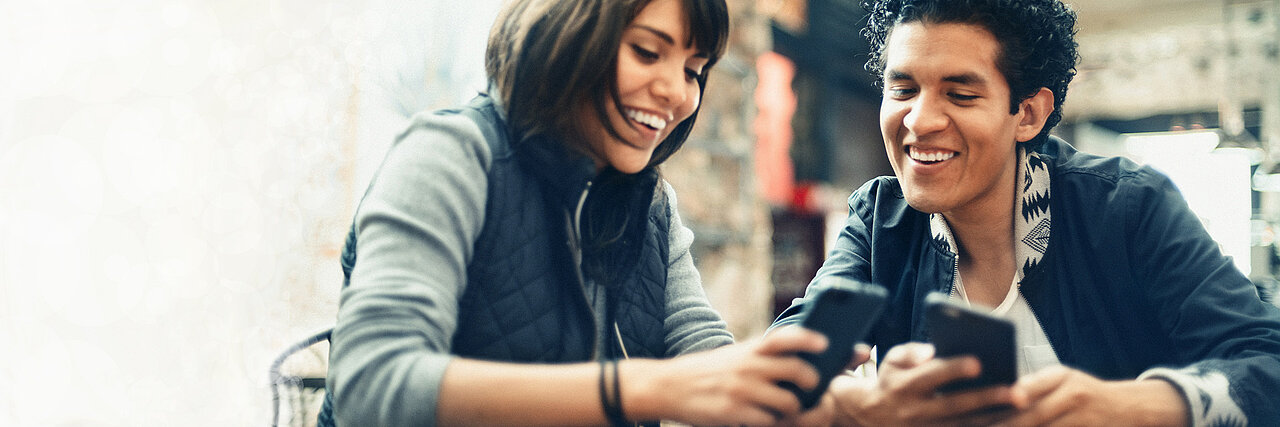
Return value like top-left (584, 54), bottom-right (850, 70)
top-left (1015, 88), bottom-right (1055, 143)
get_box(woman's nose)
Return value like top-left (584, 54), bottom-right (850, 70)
top-left (651, 65), bottom-right (689, 107)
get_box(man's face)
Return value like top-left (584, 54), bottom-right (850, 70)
top-left (879, 22), bottom-right (1029, 217)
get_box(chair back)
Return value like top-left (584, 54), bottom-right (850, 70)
top-left (269, 328), bottom-right (332, 427)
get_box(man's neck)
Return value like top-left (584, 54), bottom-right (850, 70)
top-left (944, 188), bottom-right (1017, 308)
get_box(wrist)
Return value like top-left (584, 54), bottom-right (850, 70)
top-left (1114, 379), bottom-right (1189, 427)
top-left (618, 358), bottom-right (662, 423)
top-left (828, 374), bottom-right (875, 427)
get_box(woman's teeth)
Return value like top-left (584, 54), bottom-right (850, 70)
top-left (625, 109), bottom-right (667, 131)
top-left (908, 148), bottom-right (957, 163)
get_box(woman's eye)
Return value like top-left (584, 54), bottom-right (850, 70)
top-left (631, 45), bottom-right (659, 60)
top-left (685, 68), bottom-right (700, 81)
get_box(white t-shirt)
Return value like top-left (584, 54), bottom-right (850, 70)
top-left (954, 278), bottom-right (1061, 377)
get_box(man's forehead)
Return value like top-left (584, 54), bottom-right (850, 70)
top-left (881, 22), bottom-right (1003, 81)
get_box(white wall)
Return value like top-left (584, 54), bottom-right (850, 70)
top-left (0, 1), bottom-right (497, 425)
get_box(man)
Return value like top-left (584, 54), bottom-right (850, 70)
top-left (772, 0), bottom-right (1280, 426)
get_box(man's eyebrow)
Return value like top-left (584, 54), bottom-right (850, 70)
top-left (632, 25), bottom-right (710, 59)
top-left (885, 70), bottom-right (912, 81)
top-left (943, 73), bottom-right (986, 85)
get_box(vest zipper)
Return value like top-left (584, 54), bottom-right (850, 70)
top-left (613, 322), bottom-right (631, 359)
top-left (569, 181), bottom-right (601, 359)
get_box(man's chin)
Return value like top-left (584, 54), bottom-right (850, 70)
top-left (902, 192), bottom-right (946, 214)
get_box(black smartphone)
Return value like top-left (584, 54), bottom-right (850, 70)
top-left (780, 277), bottom-right (888, 409)
top-left (924, 291), bottom-right (1017, 393)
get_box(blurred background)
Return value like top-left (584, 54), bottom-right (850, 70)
top-left (1, 0), bottom-right (1277, 425)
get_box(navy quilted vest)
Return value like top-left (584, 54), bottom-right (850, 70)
top-left (450, 102), bottom-right (670, 361)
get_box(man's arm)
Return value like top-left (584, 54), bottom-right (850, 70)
top-left (771, 179), bottom-right (883, 331)
top-left (1125, 169), bottom-right (1280, 426)
top-left (997, 366), bottom-right (1187, 427)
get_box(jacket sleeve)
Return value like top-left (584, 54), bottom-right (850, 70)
top-left (660, 181), bottom-right (735, 355)
top-left (1125, 168), bottom-right (1280, 427)
top-left (328, 111), bottom-right (492, 427)
top-left (770, 178), bottom-right (882, 330)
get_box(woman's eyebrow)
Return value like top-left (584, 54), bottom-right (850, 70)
top-left (632, 25), bottom-right (676, 44)
top-left (631, 25), bottom-right (710, 58)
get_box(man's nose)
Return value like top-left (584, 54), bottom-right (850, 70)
top-left (903, 94), bottom-right (948, 135)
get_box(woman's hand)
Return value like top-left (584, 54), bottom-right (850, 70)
top-left (622, 326), bottom-right (830, 426)
top-left (826, 342), bottom-right (1024, 427)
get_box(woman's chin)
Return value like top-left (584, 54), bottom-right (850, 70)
top-left (609, 161), bottom-right (649, 174)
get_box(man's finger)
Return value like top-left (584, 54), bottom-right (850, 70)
top-left (758, 326), bottom-right (829, 356)
top-left (1016, 364), bottom-right (1070, 402)
top-left (843, 343), bottom-right (873, 370)
top-left (882, 342), bottom-right (935, 368)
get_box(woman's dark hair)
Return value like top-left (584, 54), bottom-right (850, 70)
top-left (486, 0), bottom-right (730, 168)
top-left (863, 0), bottom-right (1079, 146)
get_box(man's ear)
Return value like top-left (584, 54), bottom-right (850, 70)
top-left (1015, 88), bottom-right (1055, 143)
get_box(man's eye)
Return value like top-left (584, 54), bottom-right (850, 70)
top-left (951, 93), bottom-right (979, 101)
top-left (887, 88), bottom-right (917, 98)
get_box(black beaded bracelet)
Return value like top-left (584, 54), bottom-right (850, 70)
top-left (599, 359), bottom-right (628, 426)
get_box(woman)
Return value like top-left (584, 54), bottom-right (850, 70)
top-left (321, 0), bottom-right (838, 425)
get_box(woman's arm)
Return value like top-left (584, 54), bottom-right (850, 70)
top-left (437, 327), bottom-right (830, 426)
top-left (660, 181), bottom-right (735, 356)
top-left (329, 111), bottom-right (492, 426)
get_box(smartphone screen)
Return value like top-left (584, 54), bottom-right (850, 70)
top-left (924, 292), bottom-right (1017, 393)
top-left (782, 277), bottom-right (888, 408)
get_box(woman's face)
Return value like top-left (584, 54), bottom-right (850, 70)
top-left (580, 0), bottom-right (708, 174)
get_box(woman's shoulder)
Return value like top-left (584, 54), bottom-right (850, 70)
top-left (364, 98), bottom-right (505, 206)
top-left (396, 95), bottom-right (509, 165)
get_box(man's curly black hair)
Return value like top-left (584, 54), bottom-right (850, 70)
top-left (862, 0), bottom-right (1080, 146)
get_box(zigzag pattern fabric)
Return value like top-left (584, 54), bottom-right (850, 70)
top-left (1014, 147), bottom-right (1051, 284)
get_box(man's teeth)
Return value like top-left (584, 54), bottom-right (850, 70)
top-left (625, 109), bottom-right (667, 131)
top-left (908, 148), bottom-right (957, 162)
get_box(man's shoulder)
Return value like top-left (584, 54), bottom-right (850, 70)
top-left (1040, 136), bottom-right (1183, 218)
top-left (848, 176), bottom-right (906, 207)
top-left (846, 176), bottom-right (928, 231)
top-left (1040, 136), bottom-right (1162, 186)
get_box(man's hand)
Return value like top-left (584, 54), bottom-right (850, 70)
top-left (825, 342), bottom-right (1023, 427)
top-left (775, 344), bottom-right (874, 427)
top-left (994, 365), bottom-right (1188, 427)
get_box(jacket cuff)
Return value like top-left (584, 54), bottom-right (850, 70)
top-left (1137, 367), bottom-right (1244, 427)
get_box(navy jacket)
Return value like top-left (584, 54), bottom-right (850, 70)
top-left (775, 137), bottom-right (1280, 425)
